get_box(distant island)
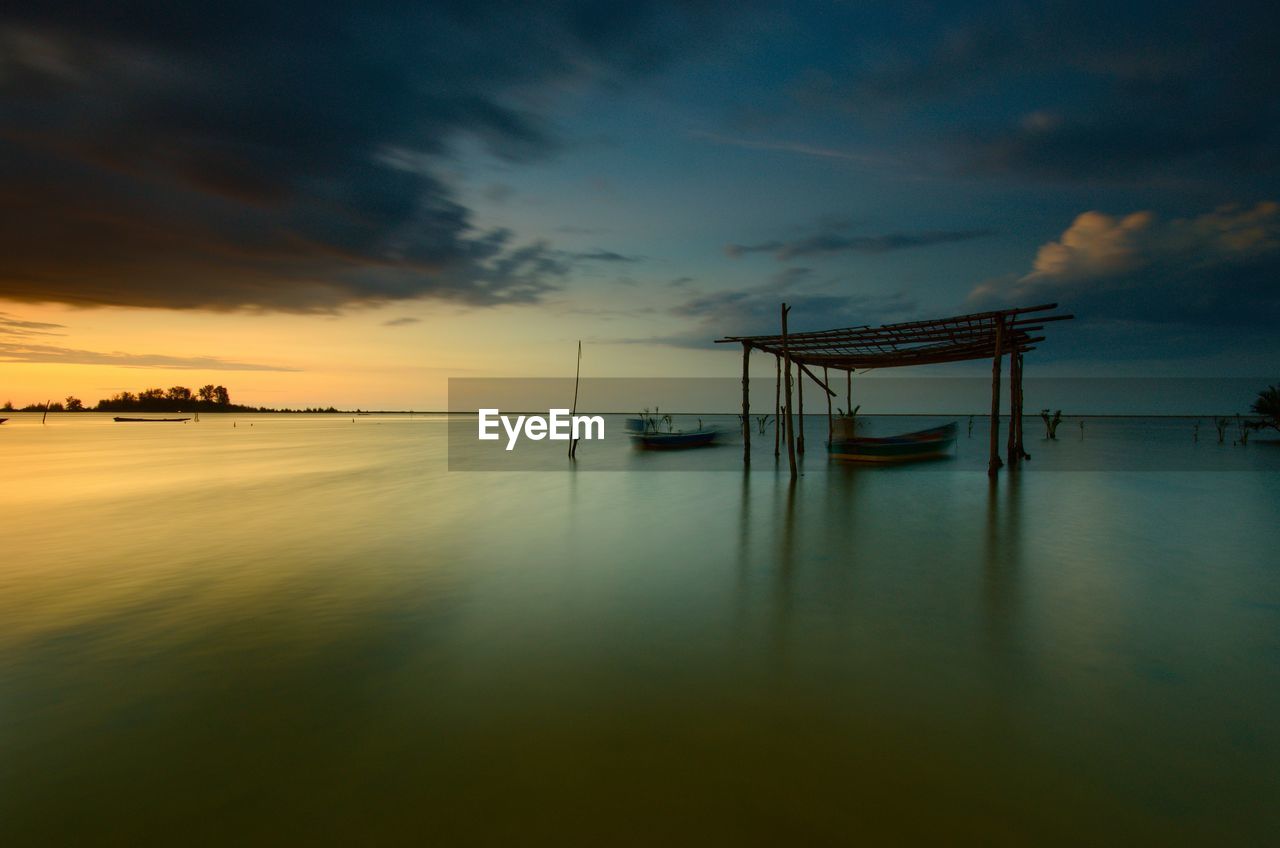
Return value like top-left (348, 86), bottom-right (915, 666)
top-left (2, 385), bottom-right (346, 414)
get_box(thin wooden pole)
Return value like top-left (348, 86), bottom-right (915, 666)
top-left (1016, 352), bottom-right (1028, 460)
top-left (846, 370), bottom-right (852, 413)
top-left (569, 340), bottom-right (582, 458)
top-left (824, 366), bottom-right (832, 445)
top-left (988, 319), bottom-right (1005, 476)
top-left (796, 364), bottom-right (805, 455)
top-left (781, 303), bottom-right (797, 479)
top-left (773, 354), bottom-right (781, 457)
top-left (1007, 345), bottom-right (1018, 468)
top-left (42, 399), bottom-right (50, 425)
top-left (741, 342), bottom-right (751, 465)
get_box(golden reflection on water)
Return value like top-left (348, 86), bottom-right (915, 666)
top-left (1, 413), bottom-right (1278, 843)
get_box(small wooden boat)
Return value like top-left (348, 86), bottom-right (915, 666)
top-left (630, 428), bottom-right (720, 450)
top-left (626, 417), bottom-right (720, 450)
top-left (0, 418), bottom-right (7, 424)
top-left (113, 416), bottom-right (191, 423)
top-left (829, 422), bottom-right (957, 463)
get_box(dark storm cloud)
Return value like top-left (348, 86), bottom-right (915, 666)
top-left (968, 202), bottom-right (1280, 327)
top-left (638, 284), bottom-right (916, 348)
top-left (382, 317), bottom-right (421, 327)
top-left (805, 1), bottom-right (1280, 182)
top-left (727, 229), bottom-right (991, 260)
top-left (0, 1), bottom-right (742, 311)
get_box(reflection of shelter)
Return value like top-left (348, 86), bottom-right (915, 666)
top-left (717, 303), bottom-right (1073, 477)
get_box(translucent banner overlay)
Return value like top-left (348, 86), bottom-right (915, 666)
top-left (447, 377), bottom-right (1280, 472)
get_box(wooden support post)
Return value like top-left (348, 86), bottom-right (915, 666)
top-left (1007, 343), bottom-right (1018, 468)
top-left (797, 364), bottom-right (805, 455)
top-left (1016, 353), bottom-right (1028, 460)
top-left (741, 342), bottom-right (751, 465)
top-left (781, 303), bottom-right (797, 479)
top-left (824, 366), bottom-right (832, 445)
top-left (988, 319), bottom-right (1005, 476)
top-left (846, 370), bottom-right (852, 413)
top-left (773, 354), bottom-right (781, 457)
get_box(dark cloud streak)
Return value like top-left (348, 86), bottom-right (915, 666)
top-left (0, 1), bottom-right (744, 311)
top-left (727, 228), bottom-right (991, 260)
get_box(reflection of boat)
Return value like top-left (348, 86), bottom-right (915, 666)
top-left (113, 417), bottom-right (191, 423)
top-left (829, 422), bottom-right (957, 463)
top-left (626, 417), bottom-right (720, 450)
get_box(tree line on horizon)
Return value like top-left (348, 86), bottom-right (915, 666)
top-left (1, 385), bottom-right (341, 414)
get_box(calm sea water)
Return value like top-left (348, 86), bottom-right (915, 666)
top-left (2, 412), bottom-right (1278, 844)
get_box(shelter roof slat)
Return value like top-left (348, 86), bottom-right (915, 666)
top-left (716, 304), bottom-right (1070, 369)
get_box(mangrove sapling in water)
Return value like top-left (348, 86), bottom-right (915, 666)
top-left (1040, 409), bottom-right (1063, 439)
top-left (1250, 384), bottom-right (1280, 433)
top-left (1215, 417), bottom-right (1230, 444)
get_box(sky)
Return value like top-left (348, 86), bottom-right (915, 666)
top-left (2, 1), bottom-right (1279, 409)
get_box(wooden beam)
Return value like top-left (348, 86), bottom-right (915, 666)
top-left (795, 361), bottom-right (836, 396)
top-left (714, 303), bottom-right (1064, 346)
top-left (781, 303), bottom-right (797, 480)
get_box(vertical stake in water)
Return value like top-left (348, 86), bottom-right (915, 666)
top-left (781, 303), bottom-right (797, 480)
top-left (569, 340), bottom-right (582, 458)
top-left (42, 399), bottom-right (50, 425)
top-left (741, 342), bottom-right (751, 465)
top-left (773, 355), bottom-right (781, 457)
top-left (824, 366), bottom-right (832, 445)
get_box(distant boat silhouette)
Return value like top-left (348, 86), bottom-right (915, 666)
top-left (0, 417), bottom-right (7, 425)
top-left (113, 416), bottom-right (191, 423)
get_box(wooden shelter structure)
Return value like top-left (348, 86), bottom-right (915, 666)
top-left (716, 303), bottom-right (1073, 477)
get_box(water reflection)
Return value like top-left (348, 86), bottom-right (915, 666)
top-left (2, 415), bottom-right (1277, 843)
top-left (982, 473), bottom-right (1025, 676)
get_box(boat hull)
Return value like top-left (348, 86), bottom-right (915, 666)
top-left (113, 417), bottom-right (192, 423)
top-left (630, 430), bottom-right (719, 450)
top-left (828, 422), bottom-right (957, 464)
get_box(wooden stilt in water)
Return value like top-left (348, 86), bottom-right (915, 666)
top-left (1016, 352), bottom-right (1029, 460)
top-left (796, 364), bottom-right (805, 455)
top-left (846, 370), bottom-right (852, 414)
top-left (42, 400), bottom-right (50, 425)
top-left (773, 354), bottom-right (781, 458)
top-left (988, 319), bottom-right (1005, 476)
top-left (568, 340), bottom-right (582, 458)
top-left (824, 366), bottom-right (832, 445)
top-left (741, 342), bottom-right (751, 465)
top-left (1007, 343), bottom-right (1018, 468)
top-left (781, 303), bottom-right (797, 479)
